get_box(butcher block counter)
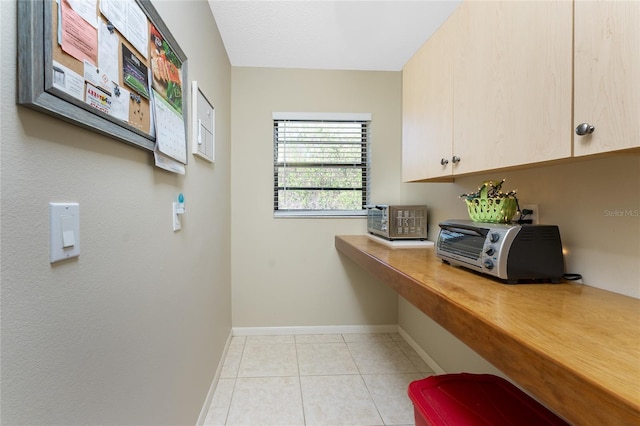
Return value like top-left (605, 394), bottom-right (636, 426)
top-left (335, 235), bottom-right (640, 425)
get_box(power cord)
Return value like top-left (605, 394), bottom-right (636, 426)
top-left (563, 273), bottom-right (583, 281)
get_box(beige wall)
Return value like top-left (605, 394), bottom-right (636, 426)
top-left (398, 146), bottom-right (640, 374)
top-left (229, 66), bottom-right (639, 376)
top-left (0, 1), bottom-right (231, 424)
top-left (230, 67), bottom-right (428, 328)
top-left (410, 156), bottom-right (640, 298)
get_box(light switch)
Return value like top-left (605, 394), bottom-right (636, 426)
top-left (61, 215), bottom-right (76, 247)
top-left (50, 203), bottom-right (80, 263)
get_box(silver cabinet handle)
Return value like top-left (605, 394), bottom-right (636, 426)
top-left (452, 156), bottom-right (461, 164)
top-left (440, 158), bottom-right (449, 166)
top-left (575, 123), bottom-right (595, 136)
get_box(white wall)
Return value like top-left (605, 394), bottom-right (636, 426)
top-left (0, 1), bottom-right (231, 424)
top-left (230, 67), bottom-right (428, 328)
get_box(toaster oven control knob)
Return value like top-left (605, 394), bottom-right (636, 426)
top-left (483, 259), bottom-right (494, 270)
top-left (489, 232), bottom-right (500, 243)
top-left (485, 247), bottom-right (495, 256)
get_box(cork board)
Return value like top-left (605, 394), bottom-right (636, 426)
top-left (53, 2), bottom-right (152, 134)
top-left (18, 0), bottom-right (188, 155)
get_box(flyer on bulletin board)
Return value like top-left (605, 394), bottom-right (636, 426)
top-left (149, 24), bottom-right (183, 113)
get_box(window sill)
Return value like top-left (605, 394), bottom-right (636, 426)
top-left (274, 210), bottom-right (367, 219)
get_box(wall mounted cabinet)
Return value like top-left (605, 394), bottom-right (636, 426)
top-left (402, 0), bottom-right (639, 182)
top-left (452, 0), bottom-right (573, 176)
top-left (402, 12), bottom-right (454, 182)
top-left (573, 0), bottom-right (640, 156)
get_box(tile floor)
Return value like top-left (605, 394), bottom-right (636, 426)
top-left (203, 333), bottom-right (434, 426)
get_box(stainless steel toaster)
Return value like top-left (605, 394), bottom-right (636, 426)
top-left (366, 205), bottom-right (428, 240)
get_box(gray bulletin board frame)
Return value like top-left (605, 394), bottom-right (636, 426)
top-left (17, 0), bottom-right (188, 153)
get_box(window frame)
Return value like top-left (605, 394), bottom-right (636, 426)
top-left (272, 112), bottom-right (372, 218)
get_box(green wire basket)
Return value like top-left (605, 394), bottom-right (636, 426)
top-left (464, 181), bottom-right (518, 223)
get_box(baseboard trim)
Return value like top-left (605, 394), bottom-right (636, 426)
top-left (196, 329), bottom-right (233, 426)
top-left (398, 326), bottom-right (445, 375)
top-left (232, 324), bottom-right (399, 336)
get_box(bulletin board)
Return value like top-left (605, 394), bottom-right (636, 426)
top-left (17, 0), bottom-right (188, 164)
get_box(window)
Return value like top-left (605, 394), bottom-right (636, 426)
top-left (273, 113), bottom-right (371, 217)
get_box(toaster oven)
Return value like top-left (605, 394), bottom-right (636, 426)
top-left (366, 205), bottom-right (427, 240)
top-left (436, 220), bottom-right (564, 283)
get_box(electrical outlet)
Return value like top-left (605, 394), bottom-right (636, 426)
top-left (521, 204), bottom-right (539, 225)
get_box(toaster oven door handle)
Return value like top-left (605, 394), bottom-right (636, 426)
top-left (439, 223), bottom-right (488, 238)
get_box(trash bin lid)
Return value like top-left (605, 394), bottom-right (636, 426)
top-left (408, 373), bottom-right (568, 426)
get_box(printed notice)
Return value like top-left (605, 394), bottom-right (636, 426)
top-left (125, 1), bottom-right (149, 59)
top-left (150, 24), bottom-right (183, 113)
top-left (85, 83), bottom-right (112, 115)
top-left (98, 19), bottom-right (120, 84)
top-left (152, 89), bottom-right (186, 164)
top-left (99, 0), bottom-right (126, 34)
top-left (110, 83), bottom-right (130, 122)
top-left (60, 0), bottom-right (98, 65)
top-left (122, 45), bottom-right (149, 99)
top-left (84, 60), bottom-right (111, 92)
top-left (52, 60), bottom-right (85, 101)
top-left (67, 0), bottom-right (98, 28)
top-left (100, 0), bottom-right (149, 59)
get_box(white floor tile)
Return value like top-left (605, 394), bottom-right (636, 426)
top-left (342, 333), bottom-right (393, 343)
top-left (245, 334), bottom-right (295, 345)
top-left (220, 345), bottom-right (244, 378)
top-left (347, 341), bottom-right (418, 374)
top-left (388, 333), bottom-right (405, 342)
top-left (208, 332), bottom-right (434, 425)
top-left (300, 375), bottom-right (383, 426)
top-left (395, 340), bottom-right (434, 374)
top-left (297, 343), bottom-right (359, 376)
top-left (237, 343), bottom-right (299, 377)
top-left (229, 336), bottom-right (246, 346)
top-left (226, 377), bottom-right (305, 426)
top-left (295, 334), bottom-right (345, 344)
top-left (204, 378), bottom-right (235, 426)
top-left (363, 373), bottom-right (423, 425)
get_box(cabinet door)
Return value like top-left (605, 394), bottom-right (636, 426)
top-left (574, 0), bottom-right (640, 156)
top-left (453, 1), bottom-right (573, 175)
top-left (402, 13), bottom-right (454, 182)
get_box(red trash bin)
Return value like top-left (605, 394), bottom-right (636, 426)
top-left (408, 373), bottom-right (569, 426)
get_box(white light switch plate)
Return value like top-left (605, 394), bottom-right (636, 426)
top-left (50, 203), bottom-right (80, 263)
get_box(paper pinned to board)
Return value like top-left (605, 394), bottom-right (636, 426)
top-left (60, 0), bottom-right (98, 65)
top-left (99, 0), bottom-right (149, 59)
top-left (52, 60), bottom-right (85, 101)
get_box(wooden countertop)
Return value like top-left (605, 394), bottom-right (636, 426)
top-left (335, 235), bottom-right (640, 425)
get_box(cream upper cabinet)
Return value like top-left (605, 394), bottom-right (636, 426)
top-left (452, 1), bottom-right (573, 175)
top-left (402, 12), bottom-right (454, 182)
top-left (573, 0), bottom-right (640, 156)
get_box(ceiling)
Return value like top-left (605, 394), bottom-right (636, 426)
top-left (208, 1), bottom-right (461, 72)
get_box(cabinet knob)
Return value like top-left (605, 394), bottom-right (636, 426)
top-left (440, 158), bottom-right (449, 166)
top-left (452, 156), bottom-right (461, 164)
top-left (575, 123), bottom-right (595, 136)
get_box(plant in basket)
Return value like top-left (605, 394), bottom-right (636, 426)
top-left (460, 179), bottom-right (520, 223)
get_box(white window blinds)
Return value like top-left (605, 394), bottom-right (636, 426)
top-left (273, 114), bottom-right (371, 216)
